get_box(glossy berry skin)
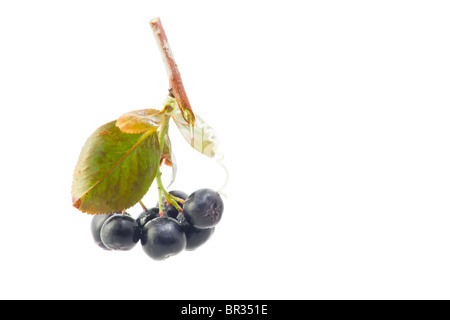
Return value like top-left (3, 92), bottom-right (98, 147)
top-left (177, 213), bottom-right (215, 251)
top-left (182, 189), bottom-right (224, 229)
top-left (100, 214), bottom-right (140, 251)
top-left (141, 217), bottom-right (186, 260)
top-left (91, 213), bottom-right (114, 250)
top-left (136, 207), bottom-right (160, 228)
top-left (156, 190), bottom-right (188, 219)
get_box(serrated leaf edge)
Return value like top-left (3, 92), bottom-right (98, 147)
top-left (72, 128), bottom-right (158, 214)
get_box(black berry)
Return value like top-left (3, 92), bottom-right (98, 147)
top-left (136, 207), bottom-right (160, 228)
top-left (91, 213), bottom-right (114, 250)
top-left (182, 189), bottom-right (224, 229)
top-left (100, 213), bottom-right (140, 251)
top-left (177, 213), bottom-right (215, 251)
top-left (140, 217), bottom-right (186, 260)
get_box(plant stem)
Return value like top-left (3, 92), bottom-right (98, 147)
top-left (139, 200), bottom-right (147, 211)
top-left (155, 115), bottom-right (184, 215)
top-left (157, 176), bottom-right (164, 217)
top-left (150, 17), bottom-right (195, 127)
top-left (150, 18), bottom-right (190, 215)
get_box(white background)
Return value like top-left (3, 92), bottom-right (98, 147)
top-left (0, 0), bottom-right (449, 300)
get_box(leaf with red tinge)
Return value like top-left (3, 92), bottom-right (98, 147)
top-left (71, 120), bottom-right (160, 214)
top-left (116, 108), bottom-right (164, 134)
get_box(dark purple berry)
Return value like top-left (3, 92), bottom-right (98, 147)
top-left (91, 213), bottom-right (115, 250)
top-left (136, 207), bottom-right (160, 228)
top-left (177, 213), bottom-right (215, 251)
top-left (182, 189), bottom-right (224, 229)
top-left (140, 217), bottom-right (186, 260)
top-left (100, 213), bottom-right (139, 251)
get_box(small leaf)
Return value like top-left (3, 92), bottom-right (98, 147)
top-left (116, 108), bottom-right (164, 134)
top-left (72, 120), bottom-right (160, 214)
top-left (172, 110), bottom-right (217, 158)
top-left (160, 133), bottom-right (177, 187)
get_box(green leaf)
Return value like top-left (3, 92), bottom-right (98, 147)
top-left (172, 110), bottom-right (217, 158)
top-left (72, 120), bottom-right (160, 214)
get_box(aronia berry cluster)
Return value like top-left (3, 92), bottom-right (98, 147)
top-left (91, 189), bottom-right (224, 260)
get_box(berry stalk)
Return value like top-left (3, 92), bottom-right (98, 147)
top-left (155, 113), bottom-right (184, 216)
top-left (139, 200), bottom-right (148, 211)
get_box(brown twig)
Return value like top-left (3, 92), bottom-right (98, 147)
top-left (150, 17), bottom-right (195, 126)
